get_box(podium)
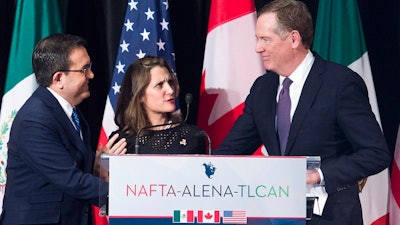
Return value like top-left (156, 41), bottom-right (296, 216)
top-left (101, 155), bottom-right (307, 225)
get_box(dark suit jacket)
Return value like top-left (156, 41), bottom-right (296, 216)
top-left (215, 54), bottom-right (390, 225)
top-left (1, 87), bottom-right (108, 225)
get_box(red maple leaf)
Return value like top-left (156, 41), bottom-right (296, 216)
top-left (197, 70), bottom-right (264, 155)
top-left (197, 70), bottom-right (244, 149)
top-left (204, 212), bottom-right (213, 220)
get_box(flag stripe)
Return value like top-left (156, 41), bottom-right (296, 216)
top-left (96, 2), bottom-right (178, 224)
top-left (207, 0), bottom-right (255, 33)
top-left (223, 210), bottom-right (247, 224)
top-left (391, 155), bottom-right (400, 208)
top-left (173, 210), bottom-right (194, 223)
top-left (99, 0), bottom-right (178, 148)
top-left (313, 0), bottom-right (366, 66)
top-left (197, 210), bottom-right (220, 223)
top-left (187, 210), bottom-right (194, 222)
top-left (4, 1), bottom-right (62, 92)
top-left (173, 210), bottom-right (180, 222)
top-left (198, 0), bottom-right (264, 149)
top-left (389, 126), bottom-right (400, 225)
top-left (391, 135), bottom-right (400, 206)
top-left (348, 53), bottom-right (382, 125)
top-left (96, 2), bottom-right (177, 223)
top-left (99, 98), bottom-right (118, 146)
top-left (0, 0), bottom-right (62, 211)
top-left (313, 1), bottom-right (389, 224)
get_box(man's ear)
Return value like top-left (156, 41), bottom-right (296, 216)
top-left (52, 71), bottom-right (64, 89)
top-left (290, 30), bottom-right (301, 47)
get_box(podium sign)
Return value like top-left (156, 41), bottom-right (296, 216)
top-left (107, 155), bottom-right (306, 224)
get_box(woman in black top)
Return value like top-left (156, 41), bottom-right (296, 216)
top-left (110, 56), bottom-right (206, 154)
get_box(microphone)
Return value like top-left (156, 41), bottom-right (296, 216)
top-left (199, 130), bottom-right (212, 155)
top-left (134, 121), bottom-right (181, 154)
top-left (183, 93), bottom-right (193, 123)
top-left (135, 92), bottom-right (192, 154)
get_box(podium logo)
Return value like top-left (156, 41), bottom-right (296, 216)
top-left (202, 162), bottom-right (216, 179)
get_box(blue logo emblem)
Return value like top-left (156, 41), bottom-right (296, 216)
top-left (202, 162), bottom-right (216, 179)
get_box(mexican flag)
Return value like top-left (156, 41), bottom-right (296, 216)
top-left (173, 210), bottom-right (195, 223)
top-left (0, 0), bottom-right (62, 210)
top-left (312, 0), bottom-right (389, 224)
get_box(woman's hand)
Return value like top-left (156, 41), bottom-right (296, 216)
top-left (100, 133), bottom-right (127, 155)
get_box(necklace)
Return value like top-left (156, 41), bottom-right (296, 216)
top-left (165, 120), bottom-right (172, 129)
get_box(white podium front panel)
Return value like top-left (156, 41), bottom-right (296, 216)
top-left (107, 155), bottom-right (306, 225)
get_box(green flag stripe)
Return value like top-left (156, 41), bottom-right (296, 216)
top-left (312, 1), bottom-right (388, 225)
top-left (173, 210), bottom-right (181, 222)
top-left (0, 0), bottom-right (63, 210)
top-left (4, 0), bottom-right (62, 93)
top-left (313, 0), bottom-right (366, 66)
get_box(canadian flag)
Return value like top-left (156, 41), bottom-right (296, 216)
top-left (197, 0), bottom-right (265, 151)
top-left (197, 210), bottom-right (220, 223)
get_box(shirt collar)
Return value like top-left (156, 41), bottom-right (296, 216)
top-left (47, 87), bottom-right (75, 117)
top-left (279, 50), bottom-right (315, 86)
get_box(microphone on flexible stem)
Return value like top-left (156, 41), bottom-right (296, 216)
top-left (183, 93), bottom-right (193, 123)
top-left (134, 121), bottom-right (181, 154)
top-left (199, 130), bottom-right (212, 155)
top-left (135, 93), bottom-right (192, 154)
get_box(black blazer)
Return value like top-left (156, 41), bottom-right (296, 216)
top-left (215, 54), bottom-right (390, 224)
top-left (1, 87), bottom-right (108, 225)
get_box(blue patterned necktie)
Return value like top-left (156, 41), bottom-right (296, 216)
top-left (71, 108), bottom-right (81, 133)
top-left (277, 78), bottom-right (293, 155)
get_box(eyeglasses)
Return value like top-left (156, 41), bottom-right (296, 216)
top-left (60, 62), bottom-right (92, 76)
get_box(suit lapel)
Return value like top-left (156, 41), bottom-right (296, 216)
top-left (51, 101), bottom-right (85, 149)
top-left (40, 88), bottom-right (93, 171)
top-left (78, 109), bottom-right (91, 149)
top-left (75, 108), bottom-right (94, 172)
top-left (259, 74), bottom-right (281, 156)
top-left (286, 56), bottom-right (324, 155)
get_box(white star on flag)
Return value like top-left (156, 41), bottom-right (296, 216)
top-left (98, 0), bottom-right (179, 154)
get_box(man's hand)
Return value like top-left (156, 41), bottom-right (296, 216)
top-left (93, 150), bottom-right (109, 181)
top-left (306, 169), bottom-right (321, 185)
top-left (93, 133), bottom-right (127, 181)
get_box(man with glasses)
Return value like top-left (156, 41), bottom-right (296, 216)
top-left (0, 33), bottom-right (126, 225)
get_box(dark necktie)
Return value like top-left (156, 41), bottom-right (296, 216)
top-left (71, 108), bottom-right (81, 133)
top-left (277, 78), bottom-right (293, 155)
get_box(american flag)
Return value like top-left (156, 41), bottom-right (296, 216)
top-left (222, 210), bottom-right (247, 224)
top-left (98, 0), bottom-right (177, 146)
top-left (389, 125), bottom-right (400, 224)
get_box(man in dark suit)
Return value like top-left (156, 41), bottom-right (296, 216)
top-left (214, 0), bottom-right (391, 225)
top-left (0, 33), bottom-right (126, 225)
